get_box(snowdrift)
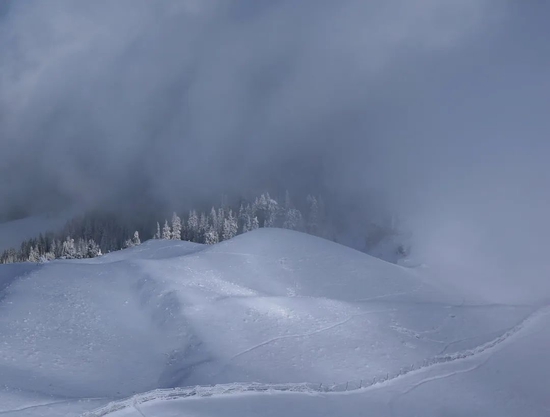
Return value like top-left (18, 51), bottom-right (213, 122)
top-left (0, 229), bottom-right (545, 416)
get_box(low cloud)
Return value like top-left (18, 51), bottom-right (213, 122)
top-left (1, 0), bottom-right (549, 301)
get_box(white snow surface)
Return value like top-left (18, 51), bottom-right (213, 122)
top-left (0, 211), bottom-right (74, 252)
top-left (0, 228), bottom-right (547, 416)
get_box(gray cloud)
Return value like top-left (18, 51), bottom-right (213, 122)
top-left (1, 0), bottom-right (549, 301)
top-left (0, 0), bottom-right (494, 206)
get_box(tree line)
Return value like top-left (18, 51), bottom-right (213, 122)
top-left (152, 192), bottom-right (326, 245)
top-left (0, 192), bottom-right (328, 264)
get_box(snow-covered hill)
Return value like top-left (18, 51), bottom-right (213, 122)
top-left (0, 229), bottom-right (546, 416)
top-left (0, 211), bottom-right (74, 252)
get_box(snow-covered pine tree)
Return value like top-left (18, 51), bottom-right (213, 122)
top-left (154, 222), bottom-right (161, 239)
top-left (244, 214), bottom-right (252, 232)
top-left (264, 193), bottom-right (279, 227)
top-left (251, 216), bottom-right (259, 231)
top-left (123, 231), bottom-right (140, 249)
top-left (222, 210), bottom-right (238, 241)
top-left (28, 246), bottom-right (40, 263)
top-left (251, 192), bottom-right (280, 228)
top-left (258, 193), bottom-right (267, 207)
top-left (43, 250), bottom-right (56, 261)
top-left (37, 233), bottom-right (47, 255)
top-left (216, 207), bottom-right (225, 237)
top-left (86, 239), bottom-right (102, 258)
top-left (283, 208), bottom-right (303, 230)
top-left (132, 231), bottom-right (141, 246)
top-left (1, 248), bottom-right (18, 264)
top-left (222, 218), bottom-right (230, 241)
top-left (171, 213), bottom-right (182, 240)
top-left (209, 207), bottom-right (218, 235)
top-left (50, 239), bottom-right (57, 257)
top-left (204, 227), bottom-right (219, 245)
top-left (239, 203), bottom-right (252, 233)
top-left (199, 212), bottom-right (208, 243)
top-left (282, 191), bottom-right (303, 230)
top-left (252, 194), bottom-right (267, 226)
top-left (229, 210), bottom-right (238, 237)
top-left (162, 220), bottom-right (171, 240)
top-left (61, 237), bottom-right (76, 259)
top-left (186, 210), bottom-right (199, 241)
top-left (306, 195), bottom-right (319, 235)
top-left (75, 238), bottom-right (88, 259)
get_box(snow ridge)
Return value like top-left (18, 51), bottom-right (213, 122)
top-left (83, 304), bottom-right (550, 417)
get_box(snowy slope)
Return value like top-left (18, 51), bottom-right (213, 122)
top-left (0, 211), bottom-right (74, 252)
top-left (90, 305), bottom-right (550, 417)
top-left (0, 229), bottom-right (545, 416)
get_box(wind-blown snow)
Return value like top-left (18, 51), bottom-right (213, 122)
top-left (0, 229), bottom-right (546, 416)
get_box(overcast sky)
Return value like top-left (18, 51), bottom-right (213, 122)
top-left (1, 0), bottom-right (549, 301)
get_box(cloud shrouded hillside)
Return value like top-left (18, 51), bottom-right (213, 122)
top-left (1, 1), bottom-right (550, 301)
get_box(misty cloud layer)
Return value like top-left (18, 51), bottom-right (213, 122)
top-left (1, 1), bottom-right (549, 301)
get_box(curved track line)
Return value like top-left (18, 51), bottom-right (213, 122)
top-left (231, 308), bottom-right (397, 360)
top-left (83, 305), bottom-right (550, 417)
top-left (0, 397), bottom-right (109, 416)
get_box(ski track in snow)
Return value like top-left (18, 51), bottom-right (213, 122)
top-left (131, 401), bottom-right (148, 417)
top-left (0, 401), bottom-right (72, 416)
top-left (0, 397), bottom-right (109, 416)
top-left (230, 308), bottom-right (397, 360)
top-left (387, 361), bottom-right (489, 417)
top-left (82, 304), bottom-right (550, 417)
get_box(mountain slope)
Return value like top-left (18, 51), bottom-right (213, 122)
top-left (0, 211), bottom-right (74, 252)
top-left (0, 229), bottom-right (542, 416)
